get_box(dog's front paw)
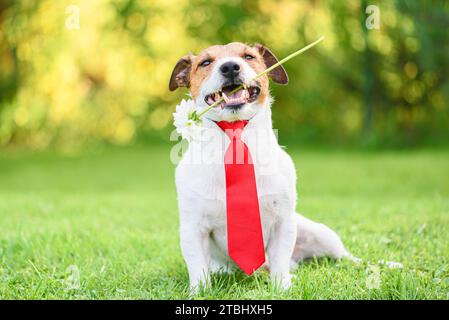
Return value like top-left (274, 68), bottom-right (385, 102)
top-left (188, 276), bottom-right (211, 297)
top-left (209, 260), bottom-right (233, 274)
top-left (188, 283), bottom-right (200, 297)
top-left (271, 273), bottom-right (293, 290)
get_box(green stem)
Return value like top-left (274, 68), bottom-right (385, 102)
top-left (196, 36), bottom-right (325, 119)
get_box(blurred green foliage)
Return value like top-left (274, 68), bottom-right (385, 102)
top-left (0, 0), bottom-right (448, 150)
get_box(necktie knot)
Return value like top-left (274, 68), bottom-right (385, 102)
top-left (216, 120), bottom-right (248, 140)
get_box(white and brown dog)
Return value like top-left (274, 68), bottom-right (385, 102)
top-left (169, 42), bottom-right (356, 292)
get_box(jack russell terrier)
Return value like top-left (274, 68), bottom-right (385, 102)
top-left (169, 42), bottom-right (356, 292)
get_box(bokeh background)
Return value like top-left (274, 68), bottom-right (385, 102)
top-left (1, 0), bottom-right (448, 150)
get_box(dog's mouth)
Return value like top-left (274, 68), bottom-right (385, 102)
top-left (204, 83), bottom-right (261, 110)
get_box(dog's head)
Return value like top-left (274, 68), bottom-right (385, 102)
top-left (169, 42), bottom-right (288, 122)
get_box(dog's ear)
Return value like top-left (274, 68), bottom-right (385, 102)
top-left (169, 55), bottom-right (193, 91)
top-left (254, 44), bottom-right (289, 85)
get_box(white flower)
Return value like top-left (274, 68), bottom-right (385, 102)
top-left (173, 99), bottom-right (204, 142)
top-left (378, 260), bottom-right (403, 269)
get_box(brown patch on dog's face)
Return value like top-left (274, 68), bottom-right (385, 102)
top-left (189, 43), bottom-right (269, 103)
top-left (169, 42), bottom-right (288, 107)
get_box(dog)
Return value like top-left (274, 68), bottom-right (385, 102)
top-left (169, 42), bottom-right (356, 292)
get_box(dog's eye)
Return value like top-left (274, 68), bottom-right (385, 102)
top-left (244, 54), bottom-right (255, 60)
top-left (199, 59), bottom-right (212, 67)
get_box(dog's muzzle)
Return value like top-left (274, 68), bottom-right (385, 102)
top-left (204, 78), bottom-right (261, 110)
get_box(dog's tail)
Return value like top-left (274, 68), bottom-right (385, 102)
top-left (291, 213), bottom-right (361, 267)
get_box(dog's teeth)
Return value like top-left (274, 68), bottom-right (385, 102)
top-left (222, 92), bottom-right (229, 102)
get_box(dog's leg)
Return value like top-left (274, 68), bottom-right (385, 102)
top-left (180, 223), bottom-right (211, 293)
top-left (209, 235), bottom-right (233, 274)
top-left (266, 214), bottom-right (297, 289)
top-left (290, 213), bottom-right (359, 270)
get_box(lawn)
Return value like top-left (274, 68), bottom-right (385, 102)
top-left (0, 145), bottom-right (448, 299)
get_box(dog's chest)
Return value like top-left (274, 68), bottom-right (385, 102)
top-left (202, 192), bottom-right (287, 250)
top-left (176, 130), bottom-right (288, 199)
top-left (176, 122), bottom-right (296, 235)
top-left (178, 158), bottom-right (292, 232)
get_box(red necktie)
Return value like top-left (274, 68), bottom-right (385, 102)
top-left (216, 120), bottom-right (265, 275)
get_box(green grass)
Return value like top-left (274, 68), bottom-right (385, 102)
top-left (0, 145), bottom-right (448, 299)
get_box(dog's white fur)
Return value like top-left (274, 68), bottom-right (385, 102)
top-left (175, 56), bottom-right (355, 292)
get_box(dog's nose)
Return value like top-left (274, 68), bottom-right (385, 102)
top-left (220, 61), bottom-right (240, 79)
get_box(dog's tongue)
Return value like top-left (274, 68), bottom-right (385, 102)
top-left (220, 86), bottom-right (250, 106)
top-left (223, 87), bottom-right (243, 99)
